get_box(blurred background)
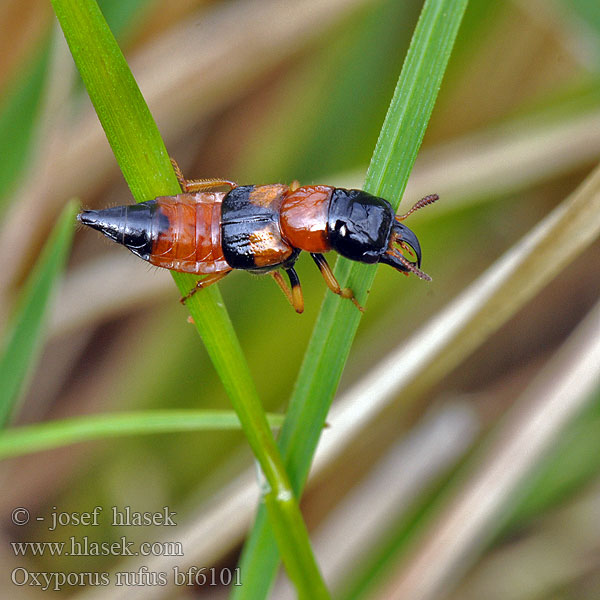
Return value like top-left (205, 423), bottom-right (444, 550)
top-left (1, 0), bottom-right (599, 598)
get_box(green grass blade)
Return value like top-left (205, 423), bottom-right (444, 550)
top-left (97, 0), bottom-right (155, 40)
top-left (0, 35), bottom-right (51, 212)
top-left (234, 0), bottom-right (469, 596)
top-left (0, 410), bottom-right (284, 459)
top-left (558, 0), bottom-right (600, 54)
top-left (0, 200), bottom-right (78, 427)
top-left (51, 1), bottom-right (329, 596)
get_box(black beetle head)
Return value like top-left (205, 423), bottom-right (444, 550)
top-left (328, 189), bottom-right (394, 263)
top-left (328, 189), bottom-right (438, 280)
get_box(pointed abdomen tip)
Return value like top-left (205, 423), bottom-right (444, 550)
top-left (77, 210), bottom-right (98, 226)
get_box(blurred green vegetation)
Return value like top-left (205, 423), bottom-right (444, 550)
top-left (1, 0), bottom-right (599, 598)
top-left (0, 201), bottom-right (77, 426)
top-left (0, 36), bottom-right (51, 211)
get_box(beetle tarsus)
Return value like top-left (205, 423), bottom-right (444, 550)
top-left (171, 157), bottom-right (238, 192)
top-left (180, 270), bottom-right (232, 303)
top-left (310, 253), bottom-right (363, 312)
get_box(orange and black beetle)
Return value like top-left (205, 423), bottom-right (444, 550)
top-left (78, 160), bottom-right (437, 313)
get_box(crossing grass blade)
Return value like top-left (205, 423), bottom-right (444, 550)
top-left (0, 200), bottom-right (78, 427)
top-left (233, 0), bottom-right (469, 597)
top-left (50, 1), bottom-right (330, 596)
top-left (0, 410), bottom-right (284, 459)
top-left (0, 36), bottom-right (51, 213)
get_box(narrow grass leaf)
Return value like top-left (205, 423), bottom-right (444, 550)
top-left (234, 0), bottom-right (469, 597)
top-left (0, 200), bottom-right (78, 427)
top-left (0, 36), bottom-right (51, 212)
top-left (0, 410), bottom-right (284, 460)
top-left (51, 1), bottom-right (329, 596)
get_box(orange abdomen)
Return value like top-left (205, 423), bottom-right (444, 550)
top-left (149, 193), bottom-right (229, 274)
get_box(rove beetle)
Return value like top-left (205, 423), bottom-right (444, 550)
top-left (78, 160), bottom-right (438, 313)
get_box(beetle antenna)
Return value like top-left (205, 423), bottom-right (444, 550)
top-left (385, 250), bottom-right (432, 281)
top-left (397, 194), bottom-right (439, 221)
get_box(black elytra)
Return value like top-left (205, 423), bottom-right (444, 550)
top-left (220, 185), bottom-right (297, 272)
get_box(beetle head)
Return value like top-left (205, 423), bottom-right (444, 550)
top-left (327, 189), bottom-right (438, 279)
top-left (328, 189), bottom-right (394, 263)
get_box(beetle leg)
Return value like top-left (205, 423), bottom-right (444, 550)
top-left (310, 253), bottom-right (364, 312)
top-left (270, 271), bottom-right (293, 306)
top-left (271, 270), bottom-right (304, 313)
top-left (180, 269), bottom-right (232, 304)
top-left (170, 158), bottom-right (238, 192)
top-left (183, 177), bottom-right (238, 192)
top-left (289, 179), bottom-right (301, 192)
top-left (286, 267), bottom-right (304, 314)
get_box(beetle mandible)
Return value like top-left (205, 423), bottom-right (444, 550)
top-left (78, 159), bottom-right (438, 313)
